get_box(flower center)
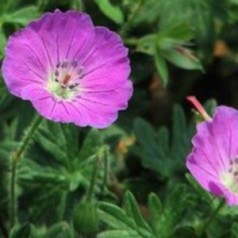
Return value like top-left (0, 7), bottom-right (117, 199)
top-left (220, 157), bottom-right (238, 193)
top-left (47, 59), bottom-right (84, 100)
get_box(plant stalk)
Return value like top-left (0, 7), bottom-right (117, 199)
top-left (198, 199), bottom-right (225, 237)
top-left (86, 156), bottom-right (98, 202)
top-left (10, 115), bottom-right (42, 228)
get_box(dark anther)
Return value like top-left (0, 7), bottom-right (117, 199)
top-left (234, 171), bottom-right (238, 176)
top-left (235, 158), bottom-right (238, 163)
top-left (62, 61), bottom-right (68, 68)
top-left (77, 68), bottom-right (84, 75)
top-left (69, 83), bottom-right (79, 89)
top-left (55, 78), bottom-right (59, 82)
top-left (56, 62), bottom-right (61, 68)
top-left (69, 85), bottom-right (75, 89)
top-left (71, 60), bottom-right (78, 68)
top-left (55, 70), bottom-right (59, 76)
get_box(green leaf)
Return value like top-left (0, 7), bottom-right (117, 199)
top-left (10, 223), bottom-right (32, 238)
top-left (230, 223), bottom-right (238, 238)
top-left (0, 27), bottom-right (6, 57)
top-left (137, 34), bottom-right (156, 55)
top-left (148, 193), bottom-right (163, 220)
top-left (154, 185), bottom-right (191, 238)
top-left (158, 22), bottom-right (194, 42)
top-left (98, 194), bottom-right (155, 238)
top-left (98, 202), bottom-right (136, 230)
top-left (133, 105), bottom-right (195, 178)
top-left (133, 118), bottom-right (168, 176)
top-left (204, 98), bottom-right (217, 116)
top-left (154, 53), bottom-right (169, 86)
top-left (95, 0), bottom-right (124, 24)
top-left (124, 191), bottom-right (151, 232)
top-left (98, 230), bottom-right (140, 238)
top-left (174, 226), bottom-right (197, 238)
top-left (162, 47), bottom-right (203, 71)
top-left (78, 128), bottom-right (102, 163)
top-left (2, 6), bottom-right (40, 25)
top-left (46, 222), bottom-right (73, 238)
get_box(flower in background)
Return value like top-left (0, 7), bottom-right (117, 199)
top-left (2, 10), bottom-right (132, 128)
top-left (187, 106), bottom-right (238, 205)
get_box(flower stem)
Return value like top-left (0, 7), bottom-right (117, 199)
top-left (86, 156), bottom-right (98, 202)
top-left (186, 96), bottom-right (211, 121)
top-left (119, 0), bottom-right (143, 38)
top-left (198, 199), bottom-right (225, 237)
top-left (102, 147), bottom-right (108, 193)
top-left (10, 115), bottom-right (43, 228)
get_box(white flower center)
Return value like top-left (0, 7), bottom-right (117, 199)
top-left (47, 59), bottom-right (84, 100)
top-left (220, 158), bottom-right (238, 193)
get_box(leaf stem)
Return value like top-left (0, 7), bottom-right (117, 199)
top-left (198, 199), bottom-right (225, 237)
top-left (10, 115), bottom-right (43, 228)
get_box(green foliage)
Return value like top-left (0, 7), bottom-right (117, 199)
top-left (95, 0), bottom-right (124, 24)
top-left (1, 6), bottom-right (40, 25)
top-left (133, 105), bottom-right (195, 178)
top-left (0, 0), bottom-right (238, 237)
top-left (73, 200), bottom-right (99, 235)
top-left (137, 22), bottom-right (203, 85)
top-left (10, 223), bottom-right (34, 238)
top-left (99, 187), bottom-right (194, 238)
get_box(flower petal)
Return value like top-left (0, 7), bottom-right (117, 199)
top-left (28, 10), bottom-right (95, 65)
top-left (2, 28), bottom-right (50, 96)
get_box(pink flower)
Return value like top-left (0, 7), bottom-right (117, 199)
top-left (2, 10), bottom-right (132, 128)
top-left (186, 106), bottom-right (238, 205)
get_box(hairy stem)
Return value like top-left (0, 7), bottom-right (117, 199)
top-left (198, 199), bottom-right (225, 237)
top-left (119, 0), bottom-right (143, 38)
top-left (86, 156), bottom-right (98, 202)
top-left (10, 115), bottom-right (43, 229)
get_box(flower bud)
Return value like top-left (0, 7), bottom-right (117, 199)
top-left (73, 200), bottom-right (99, 235)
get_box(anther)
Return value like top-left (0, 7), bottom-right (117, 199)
top-left (69, 83), bottom-right (79, 89)
top-left (56, 62), bottom-right (61, 68)
top-left (235, 158), bottom-right (238, 163)
top-left (55, 70), bottom-right (59, 76)
top-left (234, 171), bottom-right (238, 176)
top-left (71, 60), bottom-right (78, 68)
top-left (61, 61), bottom-right (68, 68)
top-left (77, 68), bottom-right (84, 75)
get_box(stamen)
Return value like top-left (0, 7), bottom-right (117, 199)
top-left (55, 70), bottom-right (59, 76)
top-left (71, 60), bottom-right (78, 68)
top-left (62, 74), bottom-right (71, 85)
top-left (234, 171), bottom-right (238, 176)
top-left (61, 61), bottom-right (68, 68)
top-left (77, 68), bottom-right (84, 75)
top-left (69, 83), bottom-right (79, 89)
top-left (49, 59), bottom-right (83, 99)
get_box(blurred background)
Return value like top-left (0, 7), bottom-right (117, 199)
top-left (1, 0), bottom-right (238, 237)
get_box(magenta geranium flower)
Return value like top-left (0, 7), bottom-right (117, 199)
top-left (187, 106), bottom-right (238, 205)
top-left (2, 10), bottom-right (132, 128)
